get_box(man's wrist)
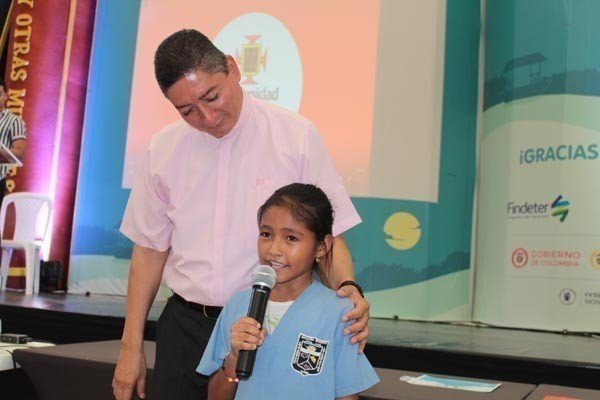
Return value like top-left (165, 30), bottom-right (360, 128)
top-left (338, 280), bottom-right (364, 298)
top-left (120, 337), bottom-right (144, 351)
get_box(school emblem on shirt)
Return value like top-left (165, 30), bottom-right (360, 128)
top-left (291, 333), bottom-right (328, 376)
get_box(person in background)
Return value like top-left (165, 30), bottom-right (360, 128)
top-left (0, 76), bottom-right (27, 206)
top-left (113, 29), bottom-right (370, 400)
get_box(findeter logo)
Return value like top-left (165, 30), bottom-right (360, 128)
top-left (550, 195), bottom-right (569, 222)
top-left (506, 195), bottom-right (569, 222)
top-left (519, 144), bottom-right (598, 165)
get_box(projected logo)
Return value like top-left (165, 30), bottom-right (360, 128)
top-left (214, 13), bottom-right (303, 111)
top-left (236, 35), bottom-right (268, 85)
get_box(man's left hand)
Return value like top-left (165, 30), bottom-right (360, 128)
top-left (336, 285), bottom-right (370, 354)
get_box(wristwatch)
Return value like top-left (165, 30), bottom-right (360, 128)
top-left (338, 280), bottom-right (364, 298)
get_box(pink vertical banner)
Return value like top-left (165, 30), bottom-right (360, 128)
top-left (4, 0), bottom-right (96, 289)
top-left (5, 0), bottom-right (69, 194)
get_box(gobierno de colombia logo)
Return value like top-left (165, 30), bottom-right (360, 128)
top-left (511, 247), bottom-right (581, 269)
top-left (511, 248), bottom-right (528, 268)
top-left (213, 12), bottom-right (303, 112)
top-left (506, 194), bottom-right (569, 223)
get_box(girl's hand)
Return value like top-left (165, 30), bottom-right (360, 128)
top-left (230, 317), bottom-right (267, 357)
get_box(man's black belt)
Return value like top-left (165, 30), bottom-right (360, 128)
top-left (173, 293), bottom-right (223, 319)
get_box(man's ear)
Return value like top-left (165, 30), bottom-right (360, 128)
top-left (225, 55), bottom-right (241, 82)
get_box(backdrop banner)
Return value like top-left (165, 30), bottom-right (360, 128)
top-left (70, 0), bottom-right (479, 321)
top-left (474, 0), bottom-right (600, 331)
top-left (3, 0), bottom-right (95, 289)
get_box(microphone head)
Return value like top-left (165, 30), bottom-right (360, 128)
top-left (252, 265), bottom-right (277, 289)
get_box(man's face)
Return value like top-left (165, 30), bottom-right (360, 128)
top-left (165, 56), bottom-right (243, 138)
top-left (0, 86), bottom-right (6, 111)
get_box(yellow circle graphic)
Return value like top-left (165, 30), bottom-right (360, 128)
top-left (591, 250), bottom-right (600, 270)
top-left (383, 212), bottom-right (422, 251)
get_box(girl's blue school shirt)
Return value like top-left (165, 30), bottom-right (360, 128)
top-left (197, 280), bottom-right (379, 399)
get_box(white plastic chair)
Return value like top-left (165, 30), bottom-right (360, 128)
top-left (0, 192), bottom-right (52, 295)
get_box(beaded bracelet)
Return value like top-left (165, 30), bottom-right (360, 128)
top-left (221, 353), bottom-right (239, 383)
top-left (221, 365), bottom-right (239, 383)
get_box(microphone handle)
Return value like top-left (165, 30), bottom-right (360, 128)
top-left (236, 285), bottom-right (271, 380)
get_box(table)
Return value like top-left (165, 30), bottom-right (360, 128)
top-left (524, 384), bottom-right (600, 399)
top-left (14, 340), bottom-right (155, 400)
top-left (1, 341), bottom-right (55, 400)
top-left (0, 342), bottom-right (54, 371)
top-left (360, 368), bottom-right (537, 400)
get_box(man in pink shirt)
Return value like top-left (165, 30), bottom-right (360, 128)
top-left (112, 29), bottom-right (370, 400)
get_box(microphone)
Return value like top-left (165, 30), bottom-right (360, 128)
top-left (236, 265), bottom-right (277, 380)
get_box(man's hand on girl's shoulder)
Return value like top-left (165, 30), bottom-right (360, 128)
top-left (336, 285), bottom-right (370, 354)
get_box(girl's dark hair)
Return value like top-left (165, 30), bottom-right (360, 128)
top-left (258, 183), bottom-right (334, 270)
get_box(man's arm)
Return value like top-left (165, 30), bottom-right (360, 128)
top-left (319, 235), bottom-right (370, 353)
top-left (325, 235), bottom-right (355, 287)
top-left (9, 138), bottom-right (26, 160)
top-left (112, 245), bottom-right (168, 400)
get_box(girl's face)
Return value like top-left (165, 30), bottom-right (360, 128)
top-left (258, 205), bottom-right (326, 299)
